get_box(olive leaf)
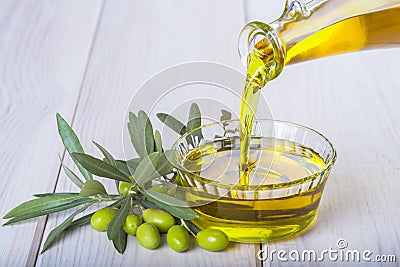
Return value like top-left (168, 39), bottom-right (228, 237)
top-left (41, 203), bottom-right (92, 253)
top-left (139, 189), bottom-right (198, 220)
top-left (128, 111), bottom-right (155, 158)
top-left (4, 194), bottom-right (83, 219)
top-left (134, 150), bottom-right (174, 186)
top-left (33, 193), bottom-right (79, 197)
top-left (93, 141), bottom-right (117, 168)
top-left (68, 212), bottom-right (93, 228)
top-left (107, 196), bottom-right (131, 240)
top-left (92, 141), bottom-right (119, 190)
top-left (115, 159), bottom-right (139, 177)
top-left (185, 103), bottom-right (203, 147)
top-left (126, 158), bottom-right (142, 175)
top-left (59, 156), bottom-right (84, 189)
top-left (135, 197), bottom-right (159, 209)
top-left (112, 228), bottom-right (128, 254)
top-left (157, 150), bottom-right (175, 176)
top-left (115, 160), bottom-right (130, 176)
top-left (220, 109), bottom-right (232, 121)
top-left (133, 153), bottom-right (161, 185)
top-left (156, 113), bottom-right (187, 135)
top-left (56, 113), bottom-right (92, 181)
top-left (186, 103), bottom-right (203, 139)
top-left (79, 180), bottom-right (108, 197)
top-left (3, 197), bottom-right (94, 225)
top-left (71, 153), bottom-right (131, 182)
top-left (154, 130), bottom-right (163, 152)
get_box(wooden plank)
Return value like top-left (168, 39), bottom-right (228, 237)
top-left (0, 0), bottom-right (103, 266)
top-left (37, 0), bottom-right (262, 266)
top-left (247, 2), bottom-right (400, 266)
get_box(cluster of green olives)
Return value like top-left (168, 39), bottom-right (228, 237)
top-left (90, 191), bottom-right (229, 252)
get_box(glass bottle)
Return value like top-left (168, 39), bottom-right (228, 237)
top-left (239, 0), bottom-right (400, 82)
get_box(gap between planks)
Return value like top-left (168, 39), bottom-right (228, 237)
top-left (25, 1), bottom-right (106, 265)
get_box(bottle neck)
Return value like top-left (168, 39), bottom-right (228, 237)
top-left (239, 22), bottom-right (286, 82)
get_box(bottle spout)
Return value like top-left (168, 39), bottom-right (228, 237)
top-left (238, 21), bottom-right (286, 82)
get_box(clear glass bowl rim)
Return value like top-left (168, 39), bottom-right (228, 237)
top-left (172, 119), bottom-right (337, 190)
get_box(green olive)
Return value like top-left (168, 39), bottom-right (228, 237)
top-left (136, 223), bottom-right (160, 249)
top-left (167, 225), bottom-right (190, 252)
top-left (142, 208), bottom-right (175, 233)
top-left (196, 228), bottom-right (229, 252)
top-left (123, 213), bottom-right (142, 235)
top-left (149, 184), bottom-right (168, 194)
top-left (119, 182), bottom-right (131, 195)
top-left (90, 207), bottom-right (118, 231)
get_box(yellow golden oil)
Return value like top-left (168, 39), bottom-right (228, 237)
top-left (183, 137), bottom-right (328, 241)
top-left (239, 7), bottom-right (400, 184)
top-left (284, 7), bottom-right (400, 64)
top-left (189, 7), bottom-right (399, 241)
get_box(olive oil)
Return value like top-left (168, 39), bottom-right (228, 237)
top-left (182, 137), bottom-right (328, 241)
top-left (272, 7), bottom-right (400, 65)
top-left (182, 5), bottom-right (399, 242)
top-left (239, 38), bottom-right (281, 184)
top-left (239, 7), bottom-right (400, 184)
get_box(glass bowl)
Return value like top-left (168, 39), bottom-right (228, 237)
top-left (173, 119), bottom-right (336, 242)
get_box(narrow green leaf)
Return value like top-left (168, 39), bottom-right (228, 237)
top-left (134, 196), bottom-right (159, 209)
top-left (60, 158), bottom-right (84, 189)
top-left (157, 150), bottom-right (175, 176)
top-left (133, 153), bottom-right (160, 186)
top-left (107, 196), bottom-right (131, 240)
top-left (4, 194), bottom-right (82, 219)
top-left (156, 113), bottom-right (187, 135)
top-left (154, 130), bottom-right (163, 152)
top-left (139, 189), bottom-right (198, 220)
top-left (115, 160), bottom-right (130, 176)
top-left (56, 113), bottom-right (92, 181)
top-left (79, 180), bottom-right (108, 197)
top-left (71, 153), bottom-right (130, 182)
top-left (114, 159), bottom-right (129, 191)
top-left (186, 103), bottom-right (203, 141)
top-left (115, 158), bottom-right (141, 177)
top-left (129, 111), bottom-right (137, 123)
top-left (3, 198), bottom-right (94, 225)
top-left (127, 111), bottom-right (155, 158)
top-left (128, 112), bottom-right (140, 156)
top-left (112, 228), bottom-right (128, 254)
top-left (41, 203), bottom-right (91, 253)
top-left (33, 193), bottom-right (79, 197)
top-left (93, 141), bottom-right (117, 168)
top-left (68, 212), bottom-right (93, 228)
top-left (139, 110), bottom-right (155, 156)
top-left (93, 142), bottom-right (119, 191)
top-left (220, 109), bottom-right (232, 121)
top-left (127, 158), bottom-right (141, 174)
top-left (134, 151), bottom-right (174, 186)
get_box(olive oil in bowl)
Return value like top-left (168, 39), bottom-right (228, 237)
top-left (174, 120), bottom-right (336, 242)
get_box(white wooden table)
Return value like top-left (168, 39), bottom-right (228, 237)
top-left (1, 1), bottom-right (399, 266)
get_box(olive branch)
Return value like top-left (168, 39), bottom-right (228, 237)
top-left (2, 103), bottom-right (231, 254)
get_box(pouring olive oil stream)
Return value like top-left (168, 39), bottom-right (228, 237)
top-left (177, 0), bottom-right (400, 242)
top-left (239, 1), bottom-right (400, 185)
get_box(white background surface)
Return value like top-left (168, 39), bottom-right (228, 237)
top-left (0, 1), bottom-right (399, 266)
